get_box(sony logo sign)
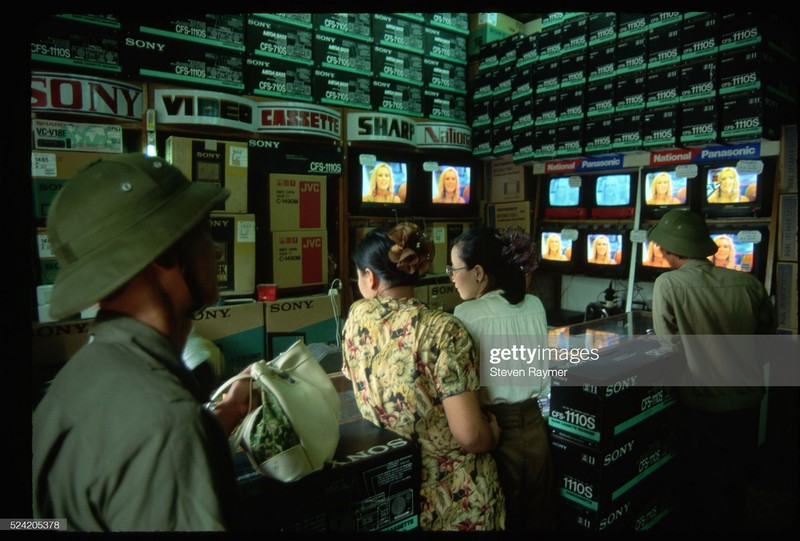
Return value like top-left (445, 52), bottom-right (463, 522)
top-left (269, 300), bottom-right (314, 312)
top-left (124, 37), bottom-right (166, 51)
top-left (31, 73), bottom-right (143, 120)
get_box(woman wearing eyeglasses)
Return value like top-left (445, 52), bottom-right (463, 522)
top-left (341, 222), bottom-right (506, 531)
top-left (449, 227), bottom-right (555, 533)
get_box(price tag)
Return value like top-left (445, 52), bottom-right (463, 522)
top-left (629, 229), bottom-right (648, 243)
top-left (736, 230), bottom-right (762, 243)
top-left (736, 160), bottom-right (763, 174)
top-left (560, 228), bottom-right (579, 241)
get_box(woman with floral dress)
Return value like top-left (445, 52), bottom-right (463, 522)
top-left (341, 222), bottom-right (506, 531)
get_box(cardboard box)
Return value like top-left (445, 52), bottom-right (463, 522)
top-left (588, 12), bottom-right (617, 46)
top-left (425, 13), bottom-right (469, 35)
top-left (32, 119), bottom-right (123, 153)
top-left (486, 201), bottom-right (531, 232)
top-left (245, 16), bottom-right (314, 64)
top-left (642, 107), bottom-right (678, 148)
top-left (192, 301), bottom-right (266, 378)
top-left (422, 88), bottom-right (467, 123)
top-left (313, 68), bottom-right (371, 110)
top-left (209, 214), bottom-right (256, 297)
top-left (427, 281), bottom-right (463, 313)
top-left (490, 156), bottom-right (527, 203)
top-left (313, 32), bottom-right (373, 75)
top-left (647, 25), bottom-right (681, 69)
top-left (244, 55), bottom-right (314, 101)
top-left (31, 16), bottom-right (121, 76)
top-left (31, 151), bottom-right (112, 179)
top-left (680, 12), bottom-right (718, 61)
top-left (264, 293), bottom-right (341, 355)
top-left (123, 14), bottom-right (245, 52)
top-left (424, 26), bottom-right (468, 64)
top-left (679, 58), bottom-right (718, 103)
top-left (645, 66), bottom-right (680, 109)
top-left (165, 136), bottom-right (249, 214)
top-left (372, 46), bottom-right (423, 86)
top-left (32, 179), bottom-right (67, 222)
top-left (269, 173), bottom-right (327, 231)
top-left (271, 230), bottom-right (328, 288)
top-left (36, 228), bottom-right (59, 286)
top-left (556, 121), bottom-right (584, 157)
top-left (679, 100), bottom-right (718, 145)
top-left (423, 57), bottom-right (468, 94)
top-left (430, 222), bottom-right (470, 274)
top-left (372, 79), bottom-right (423, 117)
top-left (312, 13), bottom-right (373, 42)
top-left (548, 337), bottom-right (680, 447)
top-left (372, 14), bottom-right (424, 54)
top-left (235, 418), bottom-right (421, 532)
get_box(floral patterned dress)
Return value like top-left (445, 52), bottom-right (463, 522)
top-left (342, 296), bottom-right (506, 531)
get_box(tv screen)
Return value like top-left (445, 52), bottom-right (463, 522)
top-left (421, 157), bottom-right (480, 217)
top-left (707, 230), bottom-right (764, 275)
top-left (641, 165), bottom-right (696, 219)
top-left (590, 173), bottom-right (635, 218)
top-left (543, 175), bottom-right (588, 219)
top-left (636, 238), bottom-right (673, 281)
top-left (582, 229), bottom-right (629, 277)
top-left (539, 227), bottom-right (579, 272)
top-left (701, 159), bottom-right (773, 218)
top-left (349, 151), bottom-right (415, 217)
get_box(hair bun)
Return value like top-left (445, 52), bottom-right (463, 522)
top-left (498, 226), bottom-right (540, 273)
top-left (387, 222), bottom-right (434, 276)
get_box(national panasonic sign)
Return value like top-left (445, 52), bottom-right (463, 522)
top-left (650, 143), bottom-right (760, 165)
top-left (544, 155), bottom-right (624, 174)
top-left (31, 72), bottom-right (143, 120)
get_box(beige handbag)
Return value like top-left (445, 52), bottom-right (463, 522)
top-left (210, 340), bottom-right (341, 482)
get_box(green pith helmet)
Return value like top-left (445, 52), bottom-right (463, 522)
top-left (647, 208), bottom-right (717, 259)
top-left (46, 153), bottom-right (230, 320)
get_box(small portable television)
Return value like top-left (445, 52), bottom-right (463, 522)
top-left (422, 156), bottom-right (479, 217)
top-left (701, 158), bottom-right (774, 219)
top-left (349, 150), bottom-right (415, 217)
top-left (590, 172), bottom-right (636, 219)
top-left (542, 175), bottom-right (588, 219)
top-left (641, 165), bottom-right (695, 219)
top-left (581, 227), bottom-right (630, 278)
top-left (539, 227), bottom-right (579, 272)
top-left (706, 226), bottom-right (768, 279)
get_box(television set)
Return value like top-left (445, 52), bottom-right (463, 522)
top-left (348, 150), bottom-right (416, 217)
top-left (590, 172), bottom-right (636, 219)
top-left (640, 165), bottom-right (696, 220)
top-left (542, 175), bottom-right (588, 219)
top-left (422, 156), bottom-right (480, 218)
top-left (539, 226), bottom-right (579, 273)
top-left (700, 158), bottom-right (774, 219)
top-left (636, 238), bottom-right (674, 281)
top-left (581, 227), bottom-right (631, 278)
top-left (706, 225), bottom-right (769, 280)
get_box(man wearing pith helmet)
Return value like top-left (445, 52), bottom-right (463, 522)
top-left (33, 153), bottom-right (253, 532)
top-left (648, 208), bottom-right (775, 533)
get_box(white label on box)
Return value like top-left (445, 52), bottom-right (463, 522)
top-left (32, 152), bottom-right (57, 177)
top-left (37, 232), bottom-right (52, 257)
top-left (237, 220), bottom-right (256, 243)
top-left (229, 146), bottom-right (248, 168)
top-left (432, 226), bottom-right (446, 244)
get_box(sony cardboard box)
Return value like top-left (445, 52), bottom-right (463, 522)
top-left (244, 55), bottom-right (314, 101)
top-left (427, 282), bottom-right (463, 313)
top-left (264, 293), bottom-right (341, 356)
top-left (121, 30), bottom-right (244, 93)
top-left (423, 57), bottom-right (468, 94)
top-left (548, 337), bottom-right (680, 448)
top-left (31, 150), bottom-right (113, 180)
top-left (372, 46), bottom-right (424, 86)
top-left (122, 14), bottom-right (245, 52)
top-left (32, 179), bottom-right (67, 222)
top-left (486, 201), bottom-right (531, 232)
top-left (165, 136), bottom-right (249, 214)
top-left (372, 79), bottom-right (423, 117)
top-left (36, 227), bottom-right (59, 285)
top-left (192, 301), bottom-right (266, 378)
top-left (245, 16), bottom-right (314, 65)
top-left (209, 214), bottom-right (256, 297)
top-left (31, 16), bottom-right (121, 76)
top-left (271, 230), bottom-right (328, 288)
top-left (268, 173), bottom-right (327, 231)
top-left (313, 68), bottom-right (372, 110)
top-left (32, 119), bottom-right (123, 153)
top-left (313, 32), bottom-right (373, 76)
top-left (422, 88), bottom-right (467, 124)
top-left (235, 418), bottom-right (421, 532)
top-left (679, 100), bottom-right (718, 146)
top-left (312, 13), bottom-right (373, 42)
top-left (372, 14), bottom-right (425, 54)
top-left (430, 221), bottom-right (470, 274)
top-left (642, 107), bottom-right (678, 149)
top-left (424, 26), bottom-right (468, 64)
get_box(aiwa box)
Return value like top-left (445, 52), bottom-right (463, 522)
top-left (268, 173), bottom-right (327, 231)
top-left (271, 230), bottom-right (328, 288)
top-left (165, 136), bottom-right (249, 213)
top-left (209, 213), bottom-right (256, 297)
top-left (192, 301), bottom-right (266, 378)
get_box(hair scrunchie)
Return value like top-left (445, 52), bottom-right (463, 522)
top-left (387, 222), bottom-right (434, 276)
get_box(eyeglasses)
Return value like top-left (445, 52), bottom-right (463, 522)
top-left (445, 265), bottom-right (468, 276)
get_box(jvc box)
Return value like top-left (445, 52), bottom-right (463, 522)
top-left (268, 173), bottom-right (327, 231)
top-left (235, 419), bottom-right (421, 532)
top-left (271, 230), bottom-right (328, 288)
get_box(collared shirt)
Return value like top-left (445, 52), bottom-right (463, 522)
top-left (33, 311), bottom-right (238, 531)
top-left (454, 290), bottom-right (550, 405)
top-left (652, 259), bottom-right (776, 411)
